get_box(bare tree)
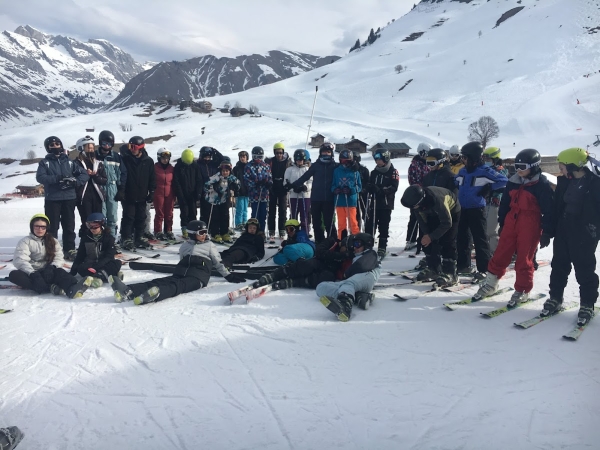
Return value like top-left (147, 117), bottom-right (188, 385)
top-left (395, 64), bottom-right (404, 73)
top-left (119, 123), bottom-right (133, 132)
top-left (468, 116), bottom-right (500, 148)
top-left (248, 104), bottom-right (259, 115)
top-left (26, 149), bottom-right (36, 160)
top-left (233, 101), bottom-right (242, 109)
top-left (223, 101), bottom-right (231, 109)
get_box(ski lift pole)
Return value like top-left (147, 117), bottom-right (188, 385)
top-left (304, 86), bottom-right (319, 150)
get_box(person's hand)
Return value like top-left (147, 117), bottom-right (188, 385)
top-left (421, 234), bottom-right (432, 247)
top-left (342, 187), bottom-right (351, 195)
top-left (539, 234), bottom-right (551, 249)
top-left (333, 188), bottom-right (342, 195)
top-left (225, 273), bottom-right (246, 283)
top-left (300, 185), bottom-right (308, 192)
top-left (59, 177), bottom-right (77, 190)
top-left (367, 184), bottom-right (380, 194)
top-left (284, 182), bottom-right (293, 191)
top-left (114, 190), bottom-right (125, 202)
top-left (490, 197), bottom-right (501, 207)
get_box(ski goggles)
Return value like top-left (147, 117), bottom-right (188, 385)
top-left (130, 143), bottom-right (145, 151)
top-left (158, 152), bottom-right (171, 158)
top-left (285, 226), bottom-right (297, 233)
top-left (100, 141), bottom-right (112, 148)
top-left (190, 229), bottom-right (208, 236)
top-left (86, 221), bottom-right (103, 230)
top-left (514, 161), bottom-right (540, 171)
top-left (426, 160), bottom-right (441, 167)
top-left (246, 219), bottom-right (259, 226)
top-left (352, 240), bottom-right (365, 248)
top-left (373, 153), bottom-right (385, 160)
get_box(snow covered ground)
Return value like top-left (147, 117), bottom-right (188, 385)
top-left (1, 156), bottom-right (599, 450)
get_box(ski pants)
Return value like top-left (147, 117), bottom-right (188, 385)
top-left (121, 201), bottom-right (147, 241)
top-left (549, 215), bottom-right (599, 307)
top-left (272, 258), bottom-right (336, 288)
top-left (273, 243), bottom-right (315, 265)
top-left (77, 188), bottom-right (103, 238)
top-left (316, 267), bottom-right (381, 299)
top-left (154, 192), bottom-right (175, 234)
top-left (485, 203), bottom-right (500, 254)
top-left (268, 193), bottom-right (287, 233)
top-left (178, 196), bottom-right (197, 229)
top-left (310, 200), bottom-right (336, 243)
top-left (9, 266), bottom-right (77, 295)
top-left (220, 249), bottom-right (248, 268)
top-left (209, 203), bottom-right (230, 236)
top-left (250, 201), bottom-right (268, 233)
top-left (365, 208), bottom-right (392, 250)
top-left (73, 259), bottom-right (122, 280)
top-left (457, 207), bottom-right (490, 273)
top-left (45, 198), bottom-right (77, 252)
top-left (289, 197), bottom-right (311, 232)
top-left (103, 182), bottom-right (119, 236)
top-left (488, 211), bottom-right (541, 293)
top-left (424, 211), bottom-right (460, 271)
top-left (199, 197), bottom-right (212, 224)
top-left (235, 196), bottom-right (249, 226)
top-left (336, 206), bottom-right (359, 240)
top-left (129, 275), bottom-right (203, 303)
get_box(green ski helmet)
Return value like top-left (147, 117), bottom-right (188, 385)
top-left (181, 149), bottom-right (194, 165)
top-left (557, 148), bottom-right (588, 171)
top-left (483, 147), bottom-right (501, 160)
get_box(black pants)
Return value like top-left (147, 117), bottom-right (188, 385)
top-left (74, 259), bottom-right (122, 279)
top-left (121, 201), bottom-right (148, 241)
top-left (311, 200), bottom-right (336, 243)
top-left (199, 198), bottom-right (212, 224)
top-left (45, 199), bottom-right (77, 252)
top-left (549, 216), bottom-right (599, 306)
top-left (9, 267), bottom-right (76, 294)
top-left (406, 209), bottom-right (419, 243)
top-left (272, 258), bottom-right (335, 289)
top-left (77, 189), bottom-right (103, 237)
top-left (365, 208), bottom-right (392, 250)
top-left (179, 196), bottom-right (197, 228)
top-left (209, 203), bottom-right (230, 236)
top-left (129, 275), bottom-right (202, 302)
top-left (268, 193), bottom-right (287, 233)
top-left (356, 192), bottom-right (368, 231)
top-left (457, 207), bottom-right (490, 273)
top-left (221, 249), bottom-right (247, 268)
top-left (424, 212), bottom-right (460, 270)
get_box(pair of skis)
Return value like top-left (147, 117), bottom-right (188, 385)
top-left (227, 284), bottom-right (273, 304)
top-left (514, 305), bottom-right (600, 341)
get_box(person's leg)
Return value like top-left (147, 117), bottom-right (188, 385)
top-left (310, 201), bottom-right (325, 242)
top-left (323, 201), bottom-right (337, 239)
top-left (120, 201), bottom-right (136, 240)
top-left (289, 198), bottom-right (299, 222)
top-left (347, 206), bottom-right (359, 235)
top-left (144, 203), bottom-right (152, 234)
top-left (456, 209), bottom-right (472, 271)
top-left (407, 209), bottom-right (418, 243)
top-left (164, 195), bottom-right (175, 233)
top-left (487, 223), bottom-right (518, 280)
top-left (219, 204), bottom-right (230, 236)
top-left (60, 199), bottom-right (77, 252)
top-left (268, 194), bottom-right (277, 235)
top-left (258, 201), bottom-right (268, 232)
top-left (277, 194), bottom-right (287, 235)
top-left (300, 198), bottom-right (311, 232)
top-left (512, 220), bottom-right (540, 293)
top-left (486, 204), bottom-right (500, 254)
top-left (8, 270), bottom-right (35, 291)
top-left (570, 230), bottom-right (599, 308)
top-left (548, 224), bottom-right (572, 301)
top-left (98, 259), bottom-right (123, 278)
top-left (133, 202), bottom-right (148, 241)
top-left (336, 206), bottom-right (347, 239)
top-left (469, 207), bottom-right (491, 273)
top-left (52, 267), bottom-right (79, 292)
top-left (154, 194), bottom-right (165, 234)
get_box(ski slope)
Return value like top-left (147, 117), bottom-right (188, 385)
top-left (1, 156), bottom-right (599, 449)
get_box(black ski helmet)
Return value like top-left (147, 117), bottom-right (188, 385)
top-left (98, 130), bottom-right (115, 150)
top-left (187, 220), bottom-right (208, 235)
top-left (245, 217), bottom-right (261, 232)
top-left (426, 148), bottom-right (447, 167)
top-left (319, 142), bottom-right (335, 154)
top-left (219, 156), bottom-right (232, 170)
top-left (352, 150), bottom-right (362, 163)
top-left (128, 136), bottom-right (144, 146)
top-left (86, 212), bottom-right (106, 229)
top-left (293, 149), bottom-right (306, 162)
top-left (238, 150), bottom-right (249, 159)
top-left (251, 146), bottom-right (264, 160)
top-left (373, 149), bottom-right (391, 163)
top-left (514, 148), bottom-right (542, 175)
top-left (401, 185), bottom-right (426, 208)
top-left (199, 146), bottom-right (214, 159)
top-left (460, 142), bottom-right (484, 160)
top-left (44, 136), bottom-right (64, 154)
top-left (339, 149), bottom-right (353, 163)
top-left (349, 232), bottom-right (375, 250)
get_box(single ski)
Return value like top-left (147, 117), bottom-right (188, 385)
top-left (480, 293), bottom-right (547, 319)
top-left (563, 306), bottom-right (600, 341)
top-left (0, 308), bottom-right (13, 314)
top-left (122, 249), bottom-right (160, 259)
top-left (394, 284), bottom-right (438, 301)
top-left (0, 285), bottom-right (23, 290)
top-left (514, 303), bottom-right (579, 329)
top-left (227, 285), bottom-right (254, 303)
top-left (0, 265), bottom-right (6, 270)
top-left (245, 285), bottom-right (273, 303)
top-left (444, 286), bottom-right (514, 310)
top-left (392, 280), bottom-right (474, 301)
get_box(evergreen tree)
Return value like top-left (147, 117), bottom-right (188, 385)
top-left (350, 39), bottom-right (360, 52)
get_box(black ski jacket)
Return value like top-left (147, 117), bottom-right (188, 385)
top-left (71, 231), bottom-right (117, 273)
top-left (416, 186), bottom-right (461, 241)
top-left (233, 161), bottom-right (248, 197)
top-left (266, 154), bottom-right (292, 197)
top-left (344, 249), bottom-right (380, 279)
top-left (173, 158), bottom-right (202, 200)
top-left (368, 162), bottom-right (400, 210)
top-left (221, 232), bottom-right (265, 262)
top-left (120, 147), bottom-right (156, 202)
top-left (292, 157), bottom-right (338, 202)
top-left (422, 165), bottom-right (457, 195)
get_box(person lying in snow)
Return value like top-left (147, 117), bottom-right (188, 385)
top-left (109, 220), bottom-right (246, 305)
top-left (220, 218), bottom-right (265, 268)
top-left (272, 219), bottom-right (315, 265)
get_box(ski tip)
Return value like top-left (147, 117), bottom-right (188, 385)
top-left (444, 304), bottom-right (456, 311)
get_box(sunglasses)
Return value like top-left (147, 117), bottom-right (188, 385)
top-left (49, 143), bottom-right (61, 148)
top-left (33, 225), bottom-right (47, 229)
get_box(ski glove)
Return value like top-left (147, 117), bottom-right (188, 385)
top-left (539, 233), bottom-right (551, 249)
top-left (146, 192), bottom-right (155, 203)
top-left (293, 185), bottom-right (307, 193)
top-left (367, 184), bottom-right (380, 194)
top-left (114, 189), bottom-right (126, 202)
top-left (284, 182), bottom-right (294, 191)
top-left (333, 188), bottom-right (342, 195)
top-left (342, 187), bottom-right (351, 195)
top-left (59, 176), bottom-right (77, 190)
top-left (225, 273), bottom-right (246, 283)
top-left (478, 184), bottom-right (493, 198)
top-left (490, 196), bottom-right (501, 207)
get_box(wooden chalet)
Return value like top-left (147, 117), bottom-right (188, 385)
top-left (16, 184), bottom-right (44, 197)
top-left (370, 140), bottom-right (411, 158)
top-left (230, 107), bottom-right (251, 117)
top-left (309, 134), bottom-right (326, 148)
top-left (335, 138), bottom-right (369, 154)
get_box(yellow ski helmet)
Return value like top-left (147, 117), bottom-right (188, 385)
top-left (557, 148), bottom-right (588, 168)
top-left (181, 149), bottom-right (194, 165)
top-left (483, 147), bottom-right (501, 159)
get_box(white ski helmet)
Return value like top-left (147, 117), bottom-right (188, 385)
top-left (417, 142), bottom-right (432, 157)
top-left (449, 145), bottom-right (460, 156)
top-left (76, 135), bottom-right (95, 153)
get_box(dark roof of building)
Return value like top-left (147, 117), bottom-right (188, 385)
top-left (371, 143), bottom-right (411, 150)
top-left (344, 139), bottom-right (369, 146)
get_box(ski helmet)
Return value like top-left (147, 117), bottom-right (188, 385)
top-left (157, 148), bottom-right (171, 160)
top-left (293, 149), bottom-right (306, 162)
top-left (30, 213), bottom-right (50, 233)
top-left (251, 146), bottom-right (264, 160)
top-left (181, 149), bottom-right (194, 165)
top-left (273, 142), bottom-right (285, 153)
top-left (238, 150), bottom-right (249, 159)
top-left (449, 145), bottom-right (460, 156)
top-left (373, 149), bottom-right (391, 163)
top-left (417, 143), bottom-right (432, 157)
top-left (187, 220), bottom-right (208, 236)
top-left (98, 130), bottom-right (115, 150)
top-left (319, 142), bottom-right (335, 154)
top-left (460, 141), bottom-right (484, 160)
top-left (304, 149), bottom-right (311, 161)
top-left (44, 136), bottom-right (64, 154)
top-left (349, 232), bottom-right (375, 250)
top-left (483, 147), bottom-right (501, 160)
top-left (76, 136), bottom-right (95, 153)
top-left (401, 185), bottom-right (426, 208)
top-left (85, 212), bottom-right (106, 229)
top-left (426, 148), bottom-right (447, 167)
top-left (557, 147), bottom-right (588, 171)
top-left (514, 149), bottom-right (542, 174)
top-left (219, 157), bottom-right (233, 171)
top-left (129, 136), bottom-right (144, 147)
top-left (339, 149), bottom-right (354, 166)
top-left (284, 219), bottom-right (301, 230)
top-left (245, 217), bottom-right (261, 232)
top-left (352, 150), bottom-right (362, 163)
top-left (199, 146), bottom-right (214, 159)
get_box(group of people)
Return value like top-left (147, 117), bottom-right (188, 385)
top-left (402, 142), bottom-right (600, 326)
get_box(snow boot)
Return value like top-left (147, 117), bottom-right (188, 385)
top-left (50, 284), bottom-right (65, 296)
top-left (507, 291), bottom-right (529, 308)
top-left (109, 275), bottom-right (134, 303)
top-left (377, 247), bottom-right (387, 261)
top-left (577, 305), bottom-right (595, 326)
top-left (252, 273), bottom-right (274, 288)
top-left (121, 238), bottom-right (135, 251)
top-left (435, 258), bottom-right (458, 288)
top-left (474, 272), bottom-right (499, 300)
top-left (356, 291), bottom-right (375, 310)
top-left (416, 266), bottom-right (440, 282)
top-left (66, 276), bottom-right (94, 299)
top-left (541, 296), bottom-right (563, 317)
top-left (0, 426), bottom-right (24, 450)
top-left (320, 292), bottom-right (354, 322)
top-left (135, 237), bottom-right (152, 249)
top-left (133, 287), bottom-right (161, 305)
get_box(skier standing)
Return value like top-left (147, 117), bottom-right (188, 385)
top-left (365, 149), bottom-right (399, 260)
top-left (36, 136), bottom-right (89, 261)
top-left (284, 149), bottom-right (312, 233)
top-left (153, 148), bottom-right (176, 240)
top-left (331, 149), bottom-right (362, 239)
top-left (455, 142), bottom-right (508, 280)
top-left (233, 151), bottom-right (250, 230)
top-left (173, 149), bottom-right (201, 239)
top-left (448, 145), bottom-right (464, 175)
top-left (243, 146), bottom-right (272, 233)
top-left (197, 146), bottom-right (224, 225)
top-left (266, 142), bottom-right (291, 241)
top-left (422, 148), bottom-right (457, 194)
top-left (353, 150), bottom-right (370, 231)
top-left (74, 136), bottom-right (107, 238)
top-left (482, 147), bottom-right (509, 253)
top-left (541, 148), bottom-right (600, 326)
top-left (119, 136), bottom-right (156, 250)
top-left (406, 143), bottom-right (431, 250)
top-left (204, 158), bottom-right (240, 243)
top-left (474, 149), bottom-right (554, 305)
top-left (95, 130), bottom-right (127, 239)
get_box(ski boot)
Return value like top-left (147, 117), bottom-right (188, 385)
top-left (413, 258), bottom-right (427, 271)
top-left (121, 238), bottom-right (135, 251)
top-left (90, 277), bottom-right (104, 288)
top-left (355, 291), bottom-right (375, 310)
top-left (472, 272), bottom-right (487, 283)
top-left (64, 249), bottom-right (77, 262)
top-left (181, 227), bottom-right (189, 239)
top-left (228, 227), bottom-right (237, 237)
top-left (165, 231), bottom-right (176, 241)
top-left (0, 426), bottom-right (24, 450)
top-left (66, 276), bottom-right (94, 299)
top-left (235, 223), bottom-right (245, 232)
top-left (507, 291), bottom-right (529, 308)
top-left (405, 241), bottom-right (417, 251)
top-left (577, 305), bottom-right (595, 326)
top-left (279, 231), bottom-right (286, 241)
top-left (377, 247), bottom-right (387, 261)
top-left (268, 231), bottom-right (276, 244)
top-left (135, 237), bottom-right (152, 249)
top-left (134, 287), bottom-right (161, 305)
top-left (416, 267), bottom-right (440, 282)
top-left (118, 271), bottom-right (125, 281)
top-left (252, 273), bottom-right (274, 289)
top-left (143, 231), bottom-right (155, 240)
top-left (221, 233), bottom-right (233, 243)
top-left (457, 265), bottom-right (474, 276)
top-left (435, 258), bottom-right (458, 288)
top-left (109, 275), bottom-right (134, 303)
top-left (540, 296), bottom-right (563, 317)
top-left (320, 292), bottom-right (354, 322)
top-left (50, 284), bottom-right (65, 296)
top-left (473, 272), bottom-right (499, 300)
top-left (155, 232), bottom-right (167, 241)
top-left (212, 235), bottom-right (223, 244)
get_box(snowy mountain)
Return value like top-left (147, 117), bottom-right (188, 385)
top-left (0, 25), bottom-right (145, 123)
top-left (107, 51), bottom-right (340, 109)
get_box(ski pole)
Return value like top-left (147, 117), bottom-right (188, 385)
top-left (207, 203), bottom-right (214, 235)
top-left (304, 86), bottom-right (319, 150)
top-left (329, 193), bottom-right (339, 238)
top-left (344, 193), bottom-right (350, 236)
